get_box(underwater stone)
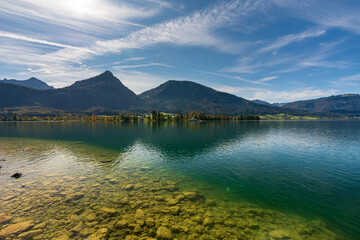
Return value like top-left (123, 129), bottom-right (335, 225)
top-left (119, 197), bottom-right (129, 205)
top-left (269, 229), bottom-right (291, 239)
top-left (224, 219), bottom-right (236, 227)
top-left (213, 228), bottom-right (227, 239)
top-left (88, 228), bottom-right (108, 240)
top-left (32, 222), bottom-right (47, 230)
top-left (154, 196), bottom-right (165, 202)
top-left (169, 206), bottom-right (181, 215)
top-left (85, 213), bottom-right (97, 222)
top-left (164, 185), bottom-right (179, 192)
top-left (0, 215), bottom-right (12, 224)
top-left (245, 208), bottom-right (264, 217)
top-left (180, 225), bottom-right (189, 233)
top-left (156, 226), bottom-right (172, 239)
top-left (182, 191), bottom-right (203, 201)
top-left (206, 199), bottom-right (217, 207)
top-left (100, 207), bottom-right (117, 216)
top-left (203, 217), bottom-right (214, 227)
top-left (248, 221), bottom-right (260, 229)
top-left (145, 218), bottom-right (155, 227)
top-left (195, 225), bottom-right (204, 234)
top-left (115, 219), bottom-right (129, 229)
top-left (109, 179), bottom-right (118, 184)
top-left (193, 215), bottom-right (202, 224)
top-left (125, 184), bottom-right (135, 191)
top-left (140, 167), bottom-right (151, 171)
top-left (70, 222), bottom-right (83, 233)
top-left (135, 209), bottom-right (146, 219)
top-left (64, 193), bottom-right (84, 203)
top-left (133, 224), bottom-right (142, 233)
top-left (237, 218), bottom-right (248, 229)
top-left (11, 173), bottom-right (22, 178)
top-left (125, 235), bottom-right (139, 240)
top-left (166, 198), bottom-right (179, 206)
top-left (170, 225), bottom-right (181, 233)
top-left (18, 229), bottom-right (42, 238)
top-left (0, 220), bottom-right (34, 238)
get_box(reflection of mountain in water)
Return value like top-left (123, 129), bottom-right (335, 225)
top-left (0, 121), bottom-right (353, 159)
top-left (0, 121), bottom-right (257, 157)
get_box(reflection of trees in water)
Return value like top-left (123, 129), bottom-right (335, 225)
top-left (0, 121), bottom-right (262, 157)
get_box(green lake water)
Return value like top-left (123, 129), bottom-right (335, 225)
top-left (0, 121), bottom-right (359, 239)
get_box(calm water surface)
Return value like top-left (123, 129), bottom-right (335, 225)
top-left (0, 121), bottom-right (359, 239)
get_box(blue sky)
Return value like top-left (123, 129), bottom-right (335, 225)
top-left (0, 0), bottom-right (360, 103)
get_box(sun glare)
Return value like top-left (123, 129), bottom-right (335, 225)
top-left (64, 0), bottom-right (99, 17)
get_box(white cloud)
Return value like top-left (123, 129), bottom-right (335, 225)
top-left (124, 57), bottom-right (146, 62)
top-left (287, 1), bottom-right (360, 35)
top-left (94, 0), bottom-right (276, 54)
top-left (339, 74), bottom-right (360, 82)
top-left (212, 85), bottom-right (338, 103)
top-left (113, 63), bottom-right (174, 69)
top-left (200, 71), bottom-right (278, 85)
top-left (258, 76), bottom-right (279, 82)
top-left (0, 31), bottom-right (81, 49)
top-left (257, 29), bottom-right (326, 53)
top-left (0, 0), bottom-right (161, 32)
top-left (331, 73), bottom-right (360, 87)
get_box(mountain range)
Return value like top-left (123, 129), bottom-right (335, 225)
top-left (0, 77), bottom-right (54, 90)
top-left (0, 71), bottom-right (360, 116)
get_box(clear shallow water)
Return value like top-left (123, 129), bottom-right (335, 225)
top-left (0, 121), bottom-right (359, 239)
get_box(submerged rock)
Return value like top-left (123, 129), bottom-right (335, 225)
top-left (89, 228), bottom-right (108, 240)
top-left (145, 218), bottom-right (155, 227)
top-left (64, 193), bottom-right (84, 203)
top-left (85, 213), bottom-right (97, 222)
top-left (18, 229), bottom-right (42, 238)
top-left (169, 206), bottom-right (181, 215)
top-left (0, 215), bottom-right (12, 224)
top-left (156, 226), bottom-right (172, 239)
top-left (237, 218), bottom-right (248, 229)
top-left (182, 191), bottom-right (204, 201)
top-left (269, 229), bottom-right (291, 239)
top-left (11, 173), bottom-right (22, 178)
top-left (100, 207), bottom-right (117, 216)
top-left (0, 220), bottom-right (34, 238)
top-left (166, 198), bottom-right (179, 206)
top-left (203, 217), bottom-right (214, 227)
top-left (125, 184), bottom-right (135, 191)
top-left (115, 219), bottom-right (129, 229)
top-left (125, 235), bottom-right (139, 240)
top-left (135, 209), bottom-right (146, 219)
top-left (140, 167), bottom-right (151, 171)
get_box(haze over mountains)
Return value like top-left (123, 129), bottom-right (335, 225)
top-left (0, 71), bottom-right (360, 116)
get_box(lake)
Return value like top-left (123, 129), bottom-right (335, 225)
top-left (0, 121), bottom-right (359, 239)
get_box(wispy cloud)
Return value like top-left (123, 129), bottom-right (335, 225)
top-left (258, 76), bottom-right (279, 82)
top-left (0, 31), bottom-right (86, 50)
top-left (200, 71), bottom-right (278, 85)
top-left (94, 0), bottom-right (277, 54)
top-left (0, 0), bottom-right (162, 33)
top-left (287, 0), bottom-right (360, 35)
top-left (339, 74), bottom-right (360, 82)
top-left (257, 29), bottom-right (326, 53)
top-left (331, 73), bottom-right (360, 87)
top-left (212, 85), bottom-right (339, 103)
top-left (113, 62), bottom-right (174, 69)
top-left (124, 57), bottom-right (146, 62)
